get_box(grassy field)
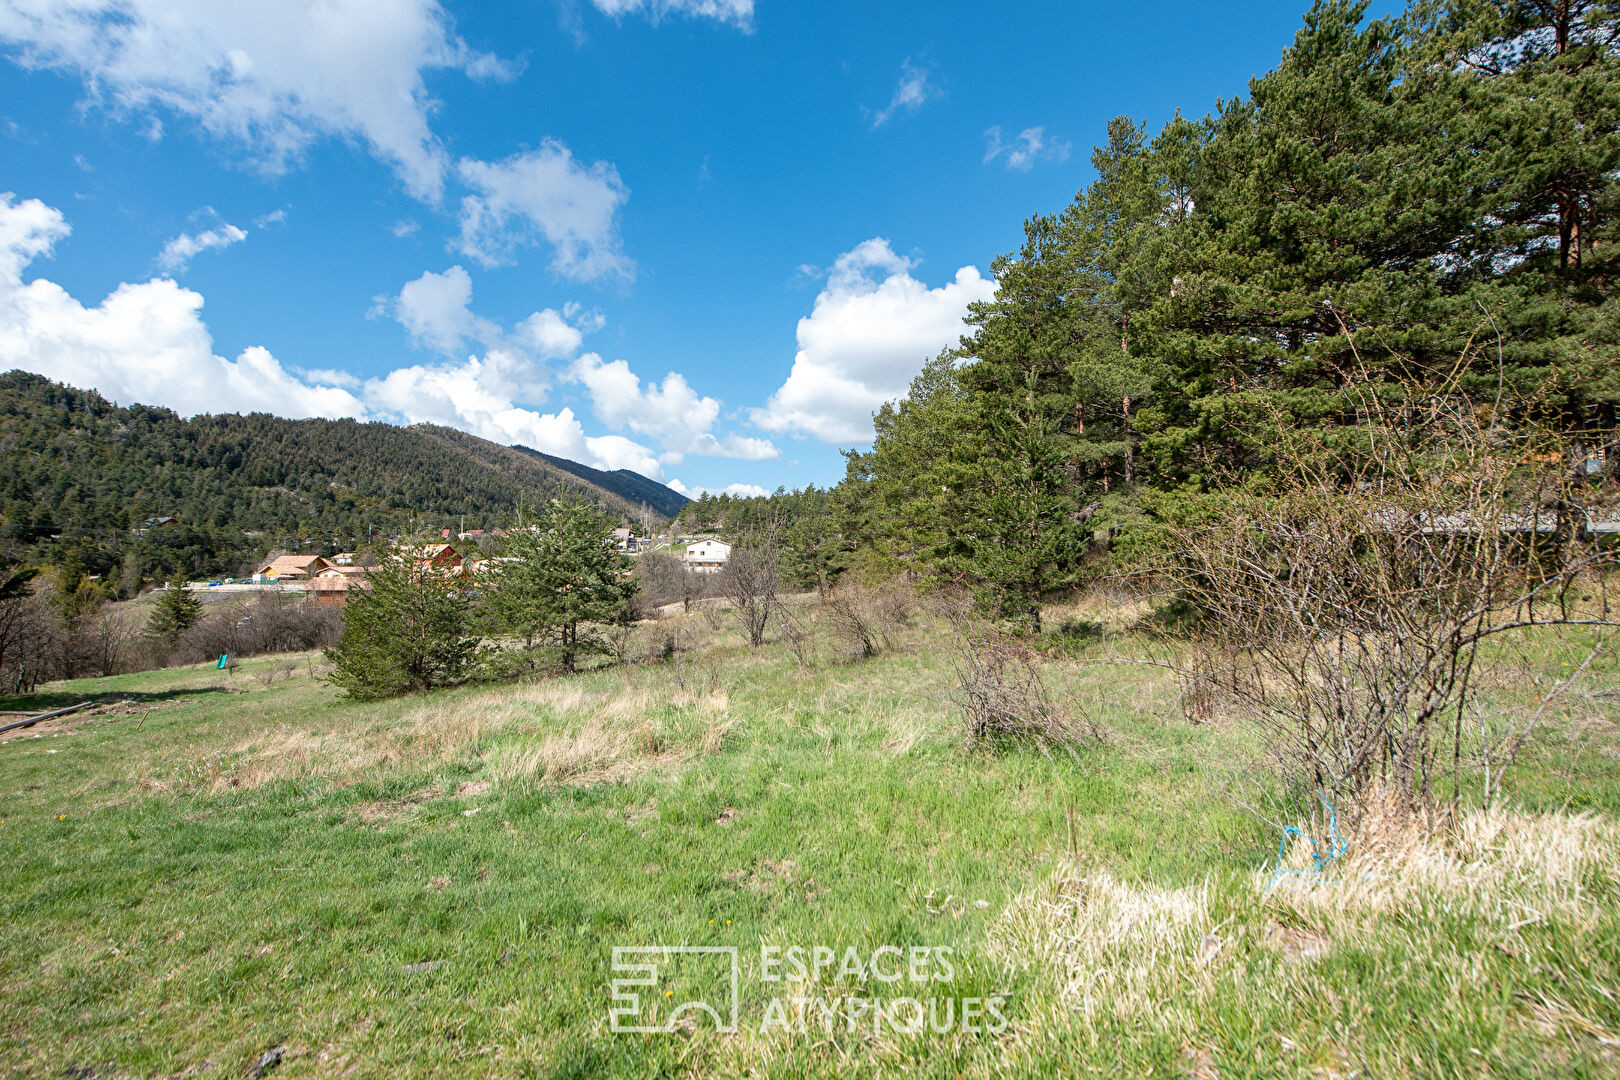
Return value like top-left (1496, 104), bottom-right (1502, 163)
top-left (1, 605), bottom-right (1618, 1078)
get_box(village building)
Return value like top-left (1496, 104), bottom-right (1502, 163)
top-left (252, 554), bottom-right (330, 583)
top-left (684, 538), bottom-right (731, 574)
top-left (414, 544), bottom-right (463, 570)
top-left (307, 565), bottom-right (370, 605)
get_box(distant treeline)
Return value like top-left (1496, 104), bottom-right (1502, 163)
top-left (687, 0), bottom-right (1620, 624)
top-left (0, 371), bottom-right (674, 589)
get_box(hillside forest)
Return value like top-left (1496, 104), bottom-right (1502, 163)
top-left (0, 371), bottom-right (684, 591)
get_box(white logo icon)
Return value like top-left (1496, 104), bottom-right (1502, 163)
top-left (610, 945), bottom-right (740, 1033)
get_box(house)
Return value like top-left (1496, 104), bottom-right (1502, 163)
top-left (684, 538), bottom-right (731, 574)
top-left (331, 552), bottom-right (357, 566)
top-left (252, 554), bottom-right (330, 583)
top-left (308, 565), bottom-right (370, 605)
top-left (413, 544), bottom-right (462, 570)
top-left (612, 528), bottom-right (644, 553)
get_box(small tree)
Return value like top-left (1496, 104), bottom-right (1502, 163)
top-left (1157, 325), bottom-right (1620, 830)
top-left (146, 580), bottom-right (203, 650)
top-left (718, 542), bottom-right (780, 648)
top-left (480, 500), bottom-right (635, 673)
top-left (326, 543), bottom-right (478, 699)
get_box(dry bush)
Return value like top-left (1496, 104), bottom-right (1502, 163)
top-left (947, 612), bottom-right (1096, 748)
top-left (772, 601), bottom-right (817, 667)
top-left (180, 591), bottom-right (343, 665)
top-left (823, 579), bottom-right (913, 659)
top-left (718, 544), bottom-right (780, 648)
top-left (1157, 326), bottom-right (1620, 830)
top-left (632, 550), bottom-right (711, 617)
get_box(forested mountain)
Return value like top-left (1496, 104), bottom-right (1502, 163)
top-left (0, 371), bottom-right (686, 585)
top-left (511, 446), bottom-right (689, 518)
top-left (736, 0), bottom-right (1620, 626)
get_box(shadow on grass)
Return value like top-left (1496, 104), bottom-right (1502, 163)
top-left (0, 687), bottom-right (231, 715)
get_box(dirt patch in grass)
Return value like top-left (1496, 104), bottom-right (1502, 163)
top-left (356, 787), bottom-right (441, 827)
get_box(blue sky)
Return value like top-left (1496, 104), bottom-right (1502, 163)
top-left (0, 0), bottom-right (1384, 498)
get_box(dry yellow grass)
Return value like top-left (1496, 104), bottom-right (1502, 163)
top-left (138, 668), bottom-right (739, 796)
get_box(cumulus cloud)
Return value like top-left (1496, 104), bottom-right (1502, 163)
top-left (983, 125), bottom-right (1070, 172)
top-left (0, 195), bottom-right (769, 484)
top-left (0, 193), bottom-right (364, 419)
top-left (377, 264), bottom-right (592, 412)
top-left (570, 353), bottom-right (777, 464)
top-left (156, 220), bottom-right (248, 273)
top-left (361, 354), bottom-right (661, 477)
top-left (667, 479), bottom-right (770, 499)
top-left (589, 0), bottom-right (754, 28)
top-left (751, 237), bottom-right (995, 445)
top-left (871, 59), bottom-right (938, 129)
top-left (0, 0), bottom-right (513, 202)
top-left (390, 265), bottom-right (491, 355)
top-left (455, 142), bottom-right (633, 282)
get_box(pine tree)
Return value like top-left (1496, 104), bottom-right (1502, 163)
top-left (146, 580), bottom-right (202, 649)
top-left (325, 543), bottom-right (478, 699)
top-left (480, 500), bottom-right (635, 673)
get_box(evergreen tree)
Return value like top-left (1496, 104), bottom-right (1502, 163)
top-left (146, 580), bottom-right (202, 649)
top-left (326, 543), bottom-right (478, 699)
top-left (480, 500), bottom-right (635, 673)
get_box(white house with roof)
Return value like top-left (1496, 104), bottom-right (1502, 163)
top-left (684, 538), bottom-right (731, 574)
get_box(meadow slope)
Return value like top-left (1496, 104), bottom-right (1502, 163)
top-left (1, 608), bottom-right (1617, 1078)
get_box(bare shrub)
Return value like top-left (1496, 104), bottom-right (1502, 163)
top-left (253, 659), bottom-right (301, 687)
top-left (823, 580), bottom-right (913, 659)
top-left (1157, 326), bottom-right (1620, 831)
top-left (718, 544), bottom-right (779, 648)
top-left (633, 551), bottom-right (709, 616)
top-left (773, 601), bottom-right (817, 668)
top-left (84, 605), bottom-right (147, 677)
top-left (180, 591), bottom-right (344, 664)
top-left (0, 591), bottom-right (56, 693)
top-left (948, 613), bottom-right (1095, 748)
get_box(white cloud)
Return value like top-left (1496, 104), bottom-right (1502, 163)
top-left (253, 208), bottom-right (287, 228)
top-left (589, 0), bottom-right (754, 28)
top-left (455, 142), bottom-right (633, 282)
top-left (0, 195), bottom-right (778, 486)
top-left (983, 125), bottom-right (1070, 172)
top-left (156, 220), bottom-right (248, 273)
top-left (668, 479), bottom-right (770, 499)
top-left (361, 354), bottom-right (661, 477)
top-left (871, 59), bottom-right (938, 129)
top-left (0, 193), bottom-right (671, 478)
top-left (0, 193), bottom-right (365, 420)
top-left (391, 265), bottom-right (489, 355)
top-left (0, 0), bottom-right (512, 202)
top-left (570, 352), bottom-right (777, 463)
top-left (391, 218), bottom-right (421, 239)
top-left (751, 237), bottom-right (995, 445)
top-left (386, 264), bottom-right (585, 362)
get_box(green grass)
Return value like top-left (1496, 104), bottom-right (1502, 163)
top-left (0, 615), bottom-right (1617, 1078)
